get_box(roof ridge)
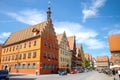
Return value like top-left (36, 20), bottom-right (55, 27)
top-left (12, 21), bottom-right (47, 34)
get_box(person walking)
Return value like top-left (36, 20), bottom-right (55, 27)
top-left (36, 69), bottom-right (38, 75)
top-left (118, 69), bottom-right (120, 80)
top-left (112, 69), bottom-right (116, 76)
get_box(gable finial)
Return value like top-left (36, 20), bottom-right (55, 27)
top-left (47, 0), bottom-right (51, 22)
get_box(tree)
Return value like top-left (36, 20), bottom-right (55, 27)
top-left (84, 58), bottom-right (90, 68)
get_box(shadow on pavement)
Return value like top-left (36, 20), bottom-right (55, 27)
top-left (9, 78), bottom-right (36, 80)
top-left (9, 74), bottom-right (37, 80)
top-left (9, 74), bottom-right (27, 77)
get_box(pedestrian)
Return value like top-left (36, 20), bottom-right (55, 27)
top-left (36, 69), bottom-right (38, 75)
top-left (112, 69), bottom-right (116, 76)
top-left (107, 69), bottom-right (111, 76)
top-left (118, 68), bottom-right (120, 79)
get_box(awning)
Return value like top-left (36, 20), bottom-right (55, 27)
top-left (110, 65), bottom-right (120, 69)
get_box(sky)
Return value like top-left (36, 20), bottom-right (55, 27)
top-left (0, 0), bottom-right (120, 58)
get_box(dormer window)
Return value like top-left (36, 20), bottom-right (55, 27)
top-left (32, 28), bottom-right (39, 36)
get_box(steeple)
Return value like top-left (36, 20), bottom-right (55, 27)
top-left (47, 1), bottom-right (51, 22)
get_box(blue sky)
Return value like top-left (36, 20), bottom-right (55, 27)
top-left (0, 0), bottom-right (120, 58)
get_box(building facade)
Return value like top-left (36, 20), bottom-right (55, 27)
top-left (57, 32), bottom-right (71, 70)
top-left (108, 34), bottom-right (120, 66)
top-left (92, 58), bottom-right (97, 68)
top-left (76, 45), bottom-right (85, 68)
top-left (67, 36), bottom-right (76, 69)
top-left (96, 56), bottom-right (109, 70)
top-left (1, 7), bottom-right (58, 75)
top-left (0, 44), bottom-right (2, 69)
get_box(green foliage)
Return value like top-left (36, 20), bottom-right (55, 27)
top-left (84, 58), bottom-right (90, 68)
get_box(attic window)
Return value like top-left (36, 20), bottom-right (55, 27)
top-left (32, 28), bottom-right (39, 36)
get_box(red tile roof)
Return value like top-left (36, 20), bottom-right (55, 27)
top-left (57, 34), bottom-right (63, 44)
top-left (67, 36), bottom-right (75, 50)
top-left (108, 34), bottom-right (120, 51)
top-left (3, 21), bottom-right (47, 46)
top-left (96, 56), bottom-right (109, 62)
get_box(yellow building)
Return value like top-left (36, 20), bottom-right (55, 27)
top-left (0, 44), bottom-right (2, 69)
top-left (1, 6), bottom-right (58, 75)
top-left (57, 32), bottom-right (71, 71)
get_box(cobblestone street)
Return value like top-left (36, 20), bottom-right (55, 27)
top-left (9, 71), bottom-right (117, 80)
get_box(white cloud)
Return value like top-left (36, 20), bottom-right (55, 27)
top-left (0, 32), bottom-right (11, 38)
top-left (5, 9), bottom-right (106, 49)
top-left (54, 21), bottom-right (106, 49)
top-left (82, 0), bottom-right (106, 22)
top-left (0, 32), bottom-right (11, 43)
top-left (108, 29), bottom-right (120, 35)
top-left (6, 9), bottom-right (46, 25)
top-left (85, 38), bottom-right (105, 49)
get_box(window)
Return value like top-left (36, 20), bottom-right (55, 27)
top-left (14, 64), bottom-right (17, 68)
top-left (43, 52), bottom-right (47, 57)
top-left (22, 64), bottom-right (26, 68)
top-left (24, 43), bottom-right (26, 48)
top-left (2, 57), bottom-right (4, 61)
top-left (13, 46), bottom-right (15, 51)
top-left (6, 48), bottom-right (8, 52)
top-left (15, 63), bottom-right (21, 68)
top-left (32, 63), bottom-right (36, 68)
top-left (42, 64), bottom-right (45, 68)
top-left (114, 52), bottom-right (120, 56)
top-left (23, 53), bottom-right (26, 59)
top-left (46, 64), bottom-right (49, 68)
top-left (114, 60), bottom-right (120, 63)
top-left (47, 53), bottom-right (50, 58)
top-left (20, 44), bottom-right (22, 49)
top-left (28, 64), bottom-right (31, 68)
top-left (29, 42), bottom-right (31, 47)
top-left (33, 52), bottom-right (36, 58)
top-left (5, 57), bottom-right (7, 61)
top-left (34, 40), bottom-right (36, 46)
top-left (51, 54), bottom-right (54, 59)
top-left (44, 41), bottom-right (46, 46)
top-left (52, 44), bottom-right (54, 49)
top-left (28, 52), bottom-right (31, 58)
top-left (18, 63), bottom-right (21, 68)
top-left (16, 45), bottom-right (18, 50)
top-left (19, 54), bottom-right (22, 59)
top-left (48, 42), bottom-right (50, 48)
top-left (15, 54), bottom-right (18, 60)
top-left (61, 57), bottom-right (62, 62)
top-left (12, 55), bottom-right (14, 60)
top-left (9, 47), bottom-right (11, 52)
top-left (8, 56), bottom-right (10, 61)
top-left (4, 49), bottom-right (6, 53)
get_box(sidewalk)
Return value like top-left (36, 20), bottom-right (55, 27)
top-left (113, 74), bottom-right (119, 80)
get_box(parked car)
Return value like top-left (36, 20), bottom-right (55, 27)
top-left (58, 70), bottom-right (67, 75)
top-left (0, 70), bottom-right (9, 80)
top-left (70, 69), bottom-right (76, 74)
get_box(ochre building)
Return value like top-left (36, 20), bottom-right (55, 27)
top-left (1, 7), bottom-right (58, 75)
top-left (0, 44), bottom-right (2, 69)
top-left (108, 34), bottom-right (120, 66)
